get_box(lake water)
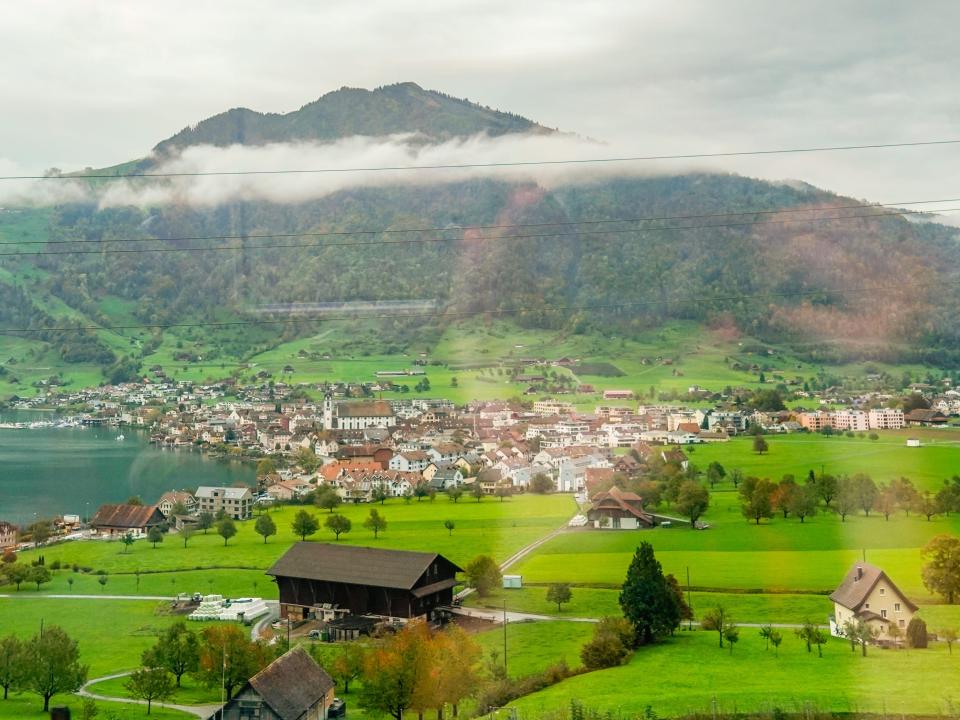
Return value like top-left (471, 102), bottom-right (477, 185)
top-left (0, 410), bottom-right (254, 523)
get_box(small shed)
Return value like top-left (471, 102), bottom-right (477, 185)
top-left (503, 574), bottom-right (523, 589)
top-left (906, 438), bottom-right (921, 447)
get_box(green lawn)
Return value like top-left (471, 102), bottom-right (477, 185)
top-left (88, 673), bottom-right (220, 707)
top-left (0, 695), bottom-right (194, 719)
top-left (510, 627), bottom-right (960, 718)
top-left (7, 495), bottom-right (576, 597)
top-left (475, 621), bottom-right (594, 679)
top-left (692, 432), bottom-right (960, 491)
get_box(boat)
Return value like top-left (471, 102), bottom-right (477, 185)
top-left (116, 433), bottom-right (125, 441)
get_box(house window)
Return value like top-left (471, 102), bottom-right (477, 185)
top-left (881, 609), bottom-right (887, 618)
top-left (895, 602), bottom-right (901, 612)
top-left (879, 588), bottom-right (885, 595)
top-left (864, 603), bottom-right (869, 609)
top-left (899, 619), bottom-right (905, 628)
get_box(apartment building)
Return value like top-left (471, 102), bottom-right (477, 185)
top-left (195, 486), bottom-right (253, 520)
top-left (831, 410), bottom-right (869, 432)
top-left (868, 408), bottom-right (905, 430)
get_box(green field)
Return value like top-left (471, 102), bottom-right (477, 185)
top-left (475, 621), bottom-right (594, 679)
top-left (5, 495), bottom-right (576, 598)
top-left (511, 628), bottom-right (960, 718)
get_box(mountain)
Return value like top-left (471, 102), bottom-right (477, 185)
top-left (153, 82), bottom-right (549, 156)
top-left (2, 83), bottom-right (960, 393)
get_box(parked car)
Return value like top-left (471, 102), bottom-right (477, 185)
top-left (328, 698), bottom-right (346, 718)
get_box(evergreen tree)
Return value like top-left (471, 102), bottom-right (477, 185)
top-left (618, 542), bottom-right (681, 645)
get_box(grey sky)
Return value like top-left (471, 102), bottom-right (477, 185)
top-left (2, 0), bottom-right (959, 204)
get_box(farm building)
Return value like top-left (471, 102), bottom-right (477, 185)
top-left (829, 562), bottom-right (917, 641)
top-left (586, 486), bottom-right (654, 529)
top-left (207, 646), bottom-right (335, 720)
top-left (267, 543), bottom-right (462, 622)
top-left (89, 504), bottom-right (166, 538)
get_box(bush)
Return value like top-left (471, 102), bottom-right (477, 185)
top-left (907, 617), bottom-right (928, 648)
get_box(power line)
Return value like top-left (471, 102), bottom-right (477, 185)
top-left (5, 138), bottom-right (960, 180)
top-left (2, 205), bottom-right (954, 259)
top-left (3, 278), bottom-right (953, 335)
top-left (3, 195), bottom-right (958, 249)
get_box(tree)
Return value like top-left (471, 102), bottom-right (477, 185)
top-left (294, 447), bottom-right (319, 474)
top-left (372, 484), bottom-right (389, 505)
top-left (316, 486), bottom-right (342, 513)
top-left (326, 642), bottom-right (366, 694)
top-left (788, 484), bottom-right (819, 523)
top-left (290, 510), bottom-right (319, 541)
top-left (359, 623), bottom-right (431, 720)
top-left (364, 509), bottom-right (388, 538)
top-left (580, 617), bottom-right (633, 669)
top-left (254, 513), bottom-right (277, 543)
top-left (758, 624), bottom-right (773, 650)
top-left (443, 519), bottom-right (455, 537)
top-left (752, 435), bottom-right (769, 455)
top-left (811, 628), bottom-right (829, 657)
top-left (28, 565), bottom-right (51, 591)
top-left (471, 483), bottom-right (484, 502)
top-left (706, 462), bottom-right (726, 488)
top-left (0, 635), bottom-right (25, 699)
top-left (197, 512), bottom-right (214, 534)
top-left (939, 627), bottom-right (957, 654)
top-left (29, 520), bottom-right (52, 545)
top-left (195, 625), bottom-right (269, 701)
top-left (740, 477), bottom-right (775, 524)
top-left (98, 574), bottom-right (108, 591)
top-left (772, 478), bottom-right (797, 519)
top-left (921, 534), bottom-right (960, 603)
top-left (853, 473), bottom-right (878, 516)
top-left (216, 518), bottom-right (237, 546)
top-left (256, 458), bottom-right (277, 477)
top-left (674, 481), bottom-right (710, 528)
top-left (447, 486), bottom-right (464, 503)
top-left (769, 629), bottom-right (783, 656)
top-left (700, 606), bottom-right (728, 648)
top-left (546, 583), bottom-right (573, 612)
top-left (814, 473), bottom-right (838, 507)
top-left (834, 475), bottom-right (858, 522)
top-left (180, 526), bottom-right (194, 548)
top-left (530, 473), bottom-right (554, 494)
top-left (494, 484), bottom-right (512, 502)
top-left (619, 542), bottom-right (681, 645)
top-left (22, 625), bottom-right (88, 711)
top-left (125, 666), bottom-right (174, 714)
top-left (121, 532), bottom-right (136, 553)
top-left (906, 617), bottom-right (928, 648)
top-left (325, 513), bottom-right (352, 540)
top-left (464, 555), bottom-right (501, 597)
top-left (729, 468), bottom-right (743, 490)
top-left (147, 525), bottom-right (164, 549)
top-left (142, 622), bottom-right (199, 687)
top-left (875, 483), bottom-right (899, 520)
top-left (4, 563), bottom-right (28, 591)
top-left (795, 621), bottom-right (818, 653)
top-left (723, 624), bottom-right (740, 655)
top-left (918, 492), bottom-right (939, 521)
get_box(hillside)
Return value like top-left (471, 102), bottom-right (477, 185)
top-left (2, 83), bottom-right (960, 395)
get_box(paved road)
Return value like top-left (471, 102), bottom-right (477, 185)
top-left (80, 671), bottom-right (221, 719)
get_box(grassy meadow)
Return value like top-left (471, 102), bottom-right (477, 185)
top-left (4, 494), bottom-right (577, 598)
top-left (510, 627), bottom-right (960, 718)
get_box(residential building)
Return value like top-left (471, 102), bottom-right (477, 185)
top-left (195, 486), bottom-right (254, 520)
top-left (389, 451), bottom-right (430, 472)
top-left (0, 521), bottom-right (17, 550)
top-left (829, 562), bottom-right (917, 642)
top-left (210, 646), bottom-right (335, 720)
top-left (867, 408), bottom-right (904, 430)
top-left (831, 410), bottom-right (869, 432)
top-left (798, 411), bottom-right (832, 432)
top-left (156, 490), bottom-right (197, 517)
top-left (586, 486), bottom-right (654, 529)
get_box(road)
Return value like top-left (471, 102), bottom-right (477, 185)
top-left (79, 671), bottom-right (221, 719)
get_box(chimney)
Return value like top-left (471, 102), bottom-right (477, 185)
top-left (856, 566), bottom-right (863, 580)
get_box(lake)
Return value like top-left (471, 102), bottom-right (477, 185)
top-left (0, 410), bottom-right (254, 523)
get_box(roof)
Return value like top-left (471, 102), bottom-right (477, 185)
top-left (90, 504), bottom-right (165, 529)
top-left (589, 486), bottom-right (653, 523)
top-left (246, 646), bottom-right (334, 720)
top-left (195, 486), bottom-right (251, 500)
top-left (266, 542), bottom-right (462, 590)
top-left (829, 562), bottom-right (918, 613)
top-left (337, 400), bottom-right (394, 418)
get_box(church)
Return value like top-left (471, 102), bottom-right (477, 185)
top-left (323, 394), bottom-right (397, 430)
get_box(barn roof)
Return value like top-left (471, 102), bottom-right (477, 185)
top-left (90, 504), bottom-right (165, 529)
top-left (266, 542), bottom-right (462, 590)
top-left (829, 562), bottom-right (918, 613)
top-left (247, 646), bottom-right (334, 720)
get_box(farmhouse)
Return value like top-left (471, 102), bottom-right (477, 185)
top-left (586, 486), bottom-right (654, 529)
top-left (90, 504), bottom-right (166, 538)
top-left (156, 490), bottom-right (197, 517)
top-left (267, 543), bottom-right (462, 622)
top-left (829, 562), bottom-right (917, 641)
top-left (208, 646), bottom-right (335, 720)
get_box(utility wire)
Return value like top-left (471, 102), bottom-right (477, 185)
top-left (2, 196), bottom-right (958, 248)
top-left (4, 138), bottom-right (960, 180)
top-left (3, 279), bottom-right (954, 335)
top-left (2, 205), bottom-right (954, 259)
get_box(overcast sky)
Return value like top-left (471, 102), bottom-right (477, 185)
top-left (3, 0), bottom-right (959, 205)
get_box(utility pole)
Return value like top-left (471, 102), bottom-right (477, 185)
top-left (503, 599), bottom-right (508, 677)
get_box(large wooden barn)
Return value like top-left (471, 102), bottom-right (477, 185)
top-left (266, 543), bottom-right (462, 622)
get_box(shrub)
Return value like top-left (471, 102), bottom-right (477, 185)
top-left (907, 617), bottom-right (928, 648)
